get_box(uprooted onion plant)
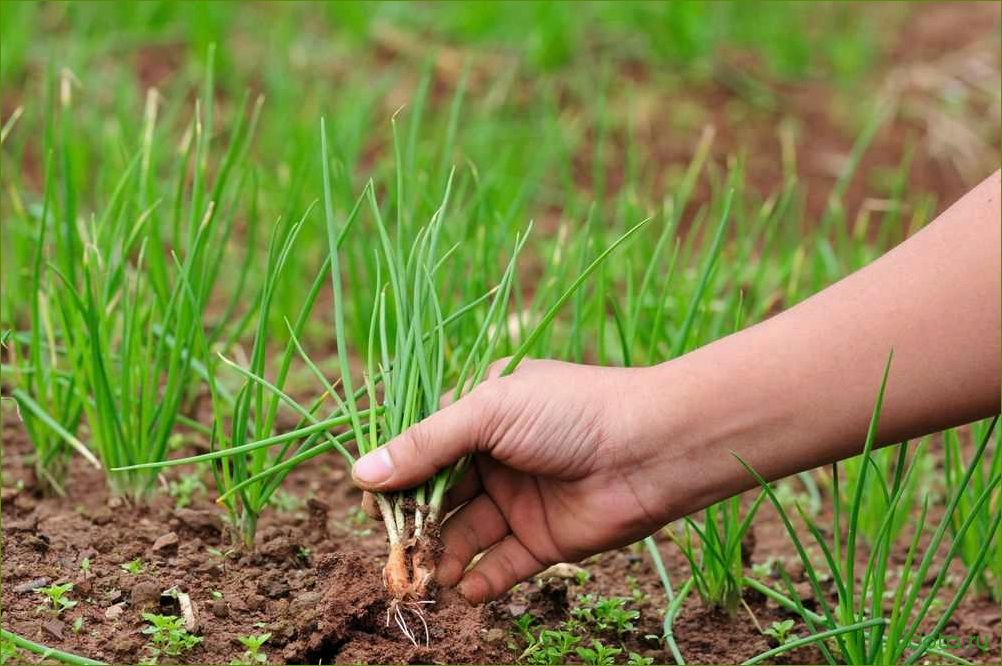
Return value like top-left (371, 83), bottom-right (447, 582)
top-left (311, 120), bottom-right (647, 641)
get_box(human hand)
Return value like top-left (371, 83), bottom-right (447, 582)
top-left (351, 358), bottom-right (672, 603)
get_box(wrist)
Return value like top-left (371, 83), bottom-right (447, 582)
top-left (622, 342), bottom-right (794, 524)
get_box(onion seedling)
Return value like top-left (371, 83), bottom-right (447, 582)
top-left (17, 51), bottom-right (263, 501)
top-left (943, 419), bottom-right (1002, 602)
top-left (738, 357), bottom-right (1001, 665)
top-left (311, 117), bottom-right (648, 642)
top-left (2, 153), bottom-right (94, 493)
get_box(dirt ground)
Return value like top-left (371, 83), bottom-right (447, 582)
top-left (2, 417), bottom-right (999, 665)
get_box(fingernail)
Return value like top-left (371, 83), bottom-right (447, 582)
top-left (353, 448), bottom-right (393, 485)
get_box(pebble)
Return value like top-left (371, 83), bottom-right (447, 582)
top-left (485, 628), bottom-right (506, 643)
top-left (14, 577), bottom-right (50, 593)
top-left (150, 532), bottom-right (179, 553)
top-left (507, 602), bottom-right (529, 617)
top-left (104, 602), bottom-right (126, 621)
top-left (90, 508), bottom-right (113, 526)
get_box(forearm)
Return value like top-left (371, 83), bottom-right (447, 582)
top-left (637, 170), bottom-right (1001, 521)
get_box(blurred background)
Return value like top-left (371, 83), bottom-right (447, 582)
top-left (2, 0), bottom-right (998, 215)
top-left (2, 1), bottom-right (1000, 341)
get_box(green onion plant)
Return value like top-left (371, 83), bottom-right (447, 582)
top-left (739, 360), bottom-right (1001, 666)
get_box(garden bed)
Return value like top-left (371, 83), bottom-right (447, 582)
top-left (2, 417), bottom-right (997, 665)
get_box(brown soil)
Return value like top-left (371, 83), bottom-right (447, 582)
top-left (2, 414), bottom-right (999, 665)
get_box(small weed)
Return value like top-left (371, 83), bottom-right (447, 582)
top-left (268, 489), bottom-right (304, 513)
top-left (71, 617), bottom-right (85, 634)
top-left (763, 619), bottom-right (797, 646)
top-left (168, 474), bottom-right (206, 509)
top-left (121, 558), bottom-right (144, 575)
top-left (35, 583), bottom-right (77, 615)
top-left (625, 575), bottom-right (646, 604)
top-left (232, 633), bottom-right (271, 665)
top-left (751, 558), bottom-right (778, 580)
top-left (211, 590), bottom-right (223, 600)
top-left (80, 557), bottom-right (92, 574)
top-left (523, 629), bottom-right (581, 665)
top-left (141, 613), bottom-right (202, 664)
top-left (627, 653), bottom-right (654, 666)
top-left (575, 639), bottom-right (622, 666)
top-left (574, 569), bottom-right (592, 586)
top-left (572, 595), bottom-right (640, 635)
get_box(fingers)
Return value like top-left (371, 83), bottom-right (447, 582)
top-left (458, 535), bottom-right (546, 604)
top-left (441, 467), bottom-right (481, 515)
top-left (437, 493), bottom-right (509, 587)
top-left (351, 390), bottom-right (495, 492)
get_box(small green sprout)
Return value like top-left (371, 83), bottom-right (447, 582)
top-left (628, 653), bottom-right (655, 666)
top-left (211, 590), bottom-right (223, 600)
top-left (207, 547), bottom-right (237, 560)
top-left (522, 629), bottom-right (581, 665)
top-left (35, 583), bottom-right (77, 615)
top-left (80, 557), bottom-right (92, 574)
top-left (575, 639), bottom-right (622, 666)
top-left (141, 613), bottom-right (202, 663)
top-left (625, 575), bottom-right (646, 604)
top-left (750, 558), bottom-right (777, 579)
top-left (71, 617), bottom-right (85, 634)
top-left (572, 595), bottom-right (640, 635)
top-left (121, 558), bottom-right (144, 575)
top-left (297, 546), bottom-right (311, 560)
top-left (268, 489), bottom-right (304, 513)
top-left (233, 633), bottom-right (271, 665)
top-left (513, 613), bottom-right (536, 643)
top-left (168, 474), bottom-right (206, 509)
top-left (574, 569), bottom-right (591, 586)
top-left (763, 619), bottom-right (797, 646)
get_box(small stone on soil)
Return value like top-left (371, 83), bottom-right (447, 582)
top-left (150, 531), bottom-right (179, 553)
top-left (14, 577), bottom-right (50, 593)
top-left (104, 602), bottom-right (126, 621)
top-left (90, 508), bottom-right (113, 525)
top-left (485, 628), bottom-right (506, 643)
top-left (506, 602), bottom-right (529, 617)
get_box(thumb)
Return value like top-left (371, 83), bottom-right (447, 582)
top-left (351, 390), bottom-right (492, 492)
